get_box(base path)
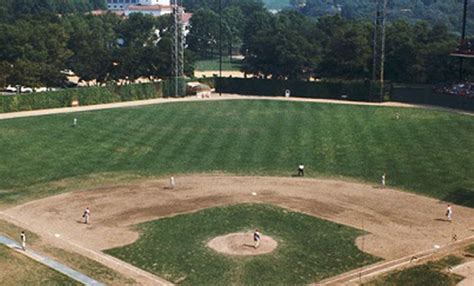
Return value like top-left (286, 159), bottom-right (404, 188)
top-left (0, 235), bottom-right (104, 286)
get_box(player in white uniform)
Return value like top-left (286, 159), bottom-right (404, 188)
top-left (20, 231), bottom-right (26, 250)
top-left (298, 163), bottom-right (304, 176)
top-left (83, 207), bottom-right (91, 224)
top-left (446, 205), bottom-right (452, 222)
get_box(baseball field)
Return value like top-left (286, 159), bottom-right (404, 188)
top-left (0, 97), bottom-right (473, 284)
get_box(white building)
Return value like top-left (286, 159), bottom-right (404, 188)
top-left (124, 4), bottom-right (173, 17)
top-left (106, 0), bottom-right (170, 11)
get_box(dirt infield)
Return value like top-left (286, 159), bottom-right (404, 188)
top-left (4, 175), bottom-right (474, 261)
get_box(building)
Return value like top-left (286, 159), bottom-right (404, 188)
top-left (106, 0), bottom-right (170, 11)
top-left (124, 4), bottom-right (173, 17)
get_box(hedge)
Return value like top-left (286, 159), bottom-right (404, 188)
top-left (0, 83), bottom-right (162, 113)
top-left (214, 77), bottom-right (381, 102)
top-left (391, 84), bottom-right (474, 112)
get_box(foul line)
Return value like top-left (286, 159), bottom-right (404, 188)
top-left (0, 235), bottom-right (104, 286)
top-left (0, 211), bottom-right (173, 286)
top-left (316, 233), bottom-right (474, 285)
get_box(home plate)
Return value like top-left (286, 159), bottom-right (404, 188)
top-left (54, 233), bottom-right (60, 238)
top-left (251, 192), bottom-right (257, 196)
top-left (433, 245), bottom-right (440, 249)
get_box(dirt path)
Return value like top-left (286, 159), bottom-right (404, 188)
top-left (2, 175), bottom-right (474, 285)
top-left (1, 93), bottom-right (472, 121)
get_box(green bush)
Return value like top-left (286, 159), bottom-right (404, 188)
top-left (0, 83), bottom-right (162, 113)
top-left (214, 78), bottom-right (379, 102)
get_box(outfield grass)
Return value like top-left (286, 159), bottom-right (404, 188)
top-left (105, 204), bottom-right (379, 285)
top-left (195, 57), bottom-right (242, 71)
top-left (364, 255), bottom-right (464, 286)
top-left (0, 245), bottom-right (80, 285)
top-left (0, 100), bottom-right (473, 206)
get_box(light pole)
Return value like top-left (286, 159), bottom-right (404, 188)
top-left (459, 0), bottom-right (469, 81)
top-left (371, 0), bottom-right (388, 101)
top-left (218, 0), bottom-right (223, 96)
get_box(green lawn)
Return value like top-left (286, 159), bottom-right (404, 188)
top-left (263, 0), bottom-right (290, 10)
top-left (105, 204), bottom-right (379, 285)
top-left (0, 100), bottom-right (473, 206)
top-left (195, 57), bottom-right (242, 71)
top-left (0, 245), bottom-right (79, 286)
top-left (364, 255), bottom-right (464, 286)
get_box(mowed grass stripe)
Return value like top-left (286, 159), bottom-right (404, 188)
top-left (0, 100), bottom-right (473, 206)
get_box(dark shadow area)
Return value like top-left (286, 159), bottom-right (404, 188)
top-left (243, 243), bottom-right (255, 248)
top-left (441, 188), bottom-right (474, 208)
top-left (434, 218), bottom-right (450, 222)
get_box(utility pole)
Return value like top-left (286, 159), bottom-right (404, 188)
top-left (171, 0), bottom-right (184, 97)
top-left (371, 0), bottom-right (388, 101)
top-left (379, 0), bottom-right (388, 101)
top-left (218, 0), bottom-right (223, 96)
top-left (459, 0), bottom-right (469, 81)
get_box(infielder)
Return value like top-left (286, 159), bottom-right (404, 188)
top-left (298, 163), bottom-right (305, 176)
top-left (83, 207), bottom-right (90, 224)
top-left (446, 205), bottom-right (452, 222)
top-left (170, 176), bottom-right (176, 189)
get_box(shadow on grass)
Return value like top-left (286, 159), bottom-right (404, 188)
top-left (441, 188), bottom-right (474, 208)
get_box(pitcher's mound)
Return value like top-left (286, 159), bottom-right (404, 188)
top-left (207, 232), bottom-right (278, 256)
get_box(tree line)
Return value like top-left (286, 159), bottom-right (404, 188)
top-left (188, 2), bottom-right (473, 82)
top-left (290, 0), bottom-right (474, 35)
top-left (0, 0), bottom-right (472, 89)
top-left (0, 11), bottom-right (196, 88)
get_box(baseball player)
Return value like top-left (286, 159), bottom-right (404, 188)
top-left (446, 205), bottom-right (452, 222)
top-left (253, 229), bottom-right (261, 249)
top-left (298, 163), bottom-right (305, 176)
top-left (20, 231), bottom-right (26, 250)
top-left (382, 173), bottom-right (386, 187)
top-left (83, 207), bottom-right (90, 224)
top-left (170, 176), bottom-right (176, 189)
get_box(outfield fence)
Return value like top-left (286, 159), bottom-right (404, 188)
top-left (391, 84), bottom-right (474, 112)
top-left (0, 83), bottom-right (162, 113)
top-left (213, 77), bottom-right (381, 102)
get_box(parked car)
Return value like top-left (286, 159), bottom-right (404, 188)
top-left (4, 85), bottom-right (17, 92)
top-left (20, 86), bottom-right (33, 93)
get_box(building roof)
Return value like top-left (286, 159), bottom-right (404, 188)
top-left (127, 4), bottom-right (173, 11)
top-left (89, 10), bottom-right (125, 17)
top-left (180, 12), bottom-right (192, 23)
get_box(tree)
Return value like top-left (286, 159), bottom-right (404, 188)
top-left (188, 8), bottom-right (220, 58)
top-left (0, 16), bottom-right (71, 88)
top-left (65, 14), bottom-right (119, 83)
top-left (241, 10), bottom-right (320, 80)
top-left (316, 17), bottom-right (372, 79)
top-left (222, 6), bottom-right (245, 58)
